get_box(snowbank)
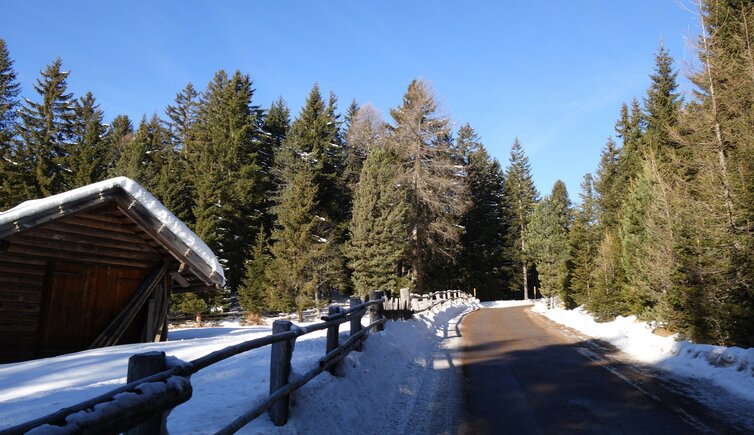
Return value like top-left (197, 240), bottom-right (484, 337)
top-left (532, 301), bottom-right (754, 402)
top-left (0, 299), bottom-right (479, 433)
top-left (480, 300), bottom-right (534, 309)
top-left (0, 176), bottom-right (224, 284)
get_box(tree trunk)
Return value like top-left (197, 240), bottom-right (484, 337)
top-left (521, 225), bottom-right (528, 300)
top-left (699, 1), bottom-right (736, 229)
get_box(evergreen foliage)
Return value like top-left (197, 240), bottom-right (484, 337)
top-left (238, 230), bottom-right (271, 313)
top-left (346, 147), bottom-right (409, 297)
top-left (454, 125), bottom-right (514, 300)
top-left (504, 138), bottom-right (539, 299)
top-left (388, 80), bottom-right (469, 293)
top-left (0, 39), bottom-right (25, 210)
top-left (16, 58), bottom-right (76, 197)
top-left (68, 92), bottom-right (108, 188)
top-left (528, 181), bottom-right (572, 306)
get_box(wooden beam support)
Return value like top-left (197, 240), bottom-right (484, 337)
top-left (89, 263), bottom-right (169, 349)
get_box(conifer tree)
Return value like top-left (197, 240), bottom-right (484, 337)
top-left (644, 45), bottom-right (681, 156)
top-left (68, 92), bottom-right (108, 188)
top-left (267, 165), bottom-right (328, 319)
top-left (504, 138), bottom-right (538, 299)
top-left (271, 84), bottom-right (348, 300)
top-left (113, 114), bottom-right (170, 190)
top-left (455, 125), bottom-right (514, 300)
top-left (343, 103), bottom-right (385, 193)
top-left (568, 174), bottom-right (600, 306)
top-left (0, 38), bottom-right (26, 210)
top-left (105, 115), bottom-right (134, 173)
top-left (260, 97), bottom-right (291, 231)
top-left (190, 70), bottom-right (265, 293)
top-left (528, 181), bottom-right (571, 306)
top-left (388, 79), bottom-right (469, 293)
top-left (238, 230), bottom-right (272, 314)
top-left (16, 58), bottom-right (76, 197)
top-left (164, 83), bottom-right (201, 224)
top-left (346, 147), bottom-right (409, 296)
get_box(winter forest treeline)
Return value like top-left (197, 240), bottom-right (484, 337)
top-left (2, 1), bottom-right (754, 347)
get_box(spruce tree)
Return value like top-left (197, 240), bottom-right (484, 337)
top-left (105, 114), bottom-right (134, 173)
top-left (528, 181), bottom-right (571, 306)
top-left (190, 70), bottom-right (265, 294)
top-left (454, 124), bottom-right (514, 300)
top-left (388, 79), bottom-right (469, 293)
top-left (271, 84), bottom-right (348, 300)
top-left (346, 147), bottom-right (409, 297)
top-left (0, 38), bottom-right (27, 210)
top-left (343, 103), bottom-right (385, 193)
top-left (68, 92), bottom-right (108, 187)
top-left (644, 45), bottom-right (681, 156)
top-left (504, 138), bottom-right (539, 299)
top-left (238, 230), bottom-right (272, 313)
top-left (568, 174), bottom-right (600, 306)
top-left (164, 83), bottom-right (200, 224)
top-left (16, 58), bottom-right (76, 197)
top-left (267, 165), bottom-right (328, 319)
top-left (113, 114), bottom-right (170, 190)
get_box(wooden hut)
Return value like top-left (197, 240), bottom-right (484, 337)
top-left (0, 177), bottom-right (225, 362)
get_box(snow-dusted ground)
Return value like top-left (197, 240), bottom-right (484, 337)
top-left (531, 301), bottom-right (754, 403)
top-left (0, 299), bottom-right (479, 434)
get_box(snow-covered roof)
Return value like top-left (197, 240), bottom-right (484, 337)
top-left (0, 177), bottom-right (225, 286)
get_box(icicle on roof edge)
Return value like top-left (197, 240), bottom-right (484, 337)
top-left (0, 177), bottom-right (225, 285)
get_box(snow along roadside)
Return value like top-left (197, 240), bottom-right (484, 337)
top-left (0, 300), bottom-right (479, 434)
top-left (531, 301), bottom-right (754, 402)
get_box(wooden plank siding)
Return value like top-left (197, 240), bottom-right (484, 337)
top-left (0, 206), bottom-right (168, 362)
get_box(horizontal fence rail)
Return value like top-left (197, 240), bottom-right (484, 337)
top-left (1, 290), bottom-right (471, 435)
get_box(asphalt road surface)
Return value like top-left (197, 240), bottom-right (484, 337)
top-left (458, 306), bottom-right (749, 434)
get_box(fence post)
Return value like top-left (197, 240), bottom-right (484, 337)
top-left (126, 351), bottom-right (168, 435)
top-left (326, 306), bottom-right (341, 374)
top-left (349, 297), bottom-right (364, 351)
top-left (269, 320), bottom-right (294, 426)
top-left (375, 291), bottom-right (385, 331)
top-left (399, 287), bottom-right (411, 320)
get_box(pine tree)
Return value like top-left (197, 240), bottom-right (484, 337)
top-left (454, 124), bottom-right (514, 300)
top-left (388, 79), bottom-right (469, 293)
top-left (346, 147), bottom-right (409, 297)
top-left (0, 38), bottom-right (27, 210)
top-left (504, 138), bottom-right (539, 299)
top-left (16, 58), bottom-right (76, 197)
top-left (68, 92), bottom-right (109, 188)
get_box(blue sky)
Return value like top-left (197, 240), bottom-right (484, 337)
top-left (3, 1), bottom-right (699, 199)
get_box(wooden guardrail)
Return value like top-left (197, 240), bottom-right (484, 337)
top-left (383, 289), bottom-right (470, 320)
top-left (1, 289), bottom-right (470, 434)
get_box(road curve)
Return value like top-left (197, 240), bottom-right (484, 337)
top-left (458, 306), bottom-right (742, 434)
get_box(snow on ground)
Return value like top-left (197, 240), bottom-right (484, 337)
top-left (480, 299), bottom-right (534, 309)
top-left (0, 299), bottom-right (479, 434)
top-left (531, 301), bottom-right (754, 402)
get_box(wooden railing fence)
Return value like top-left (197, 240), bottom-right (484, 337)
top-left (1, 290), bottom-right (470, 435)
